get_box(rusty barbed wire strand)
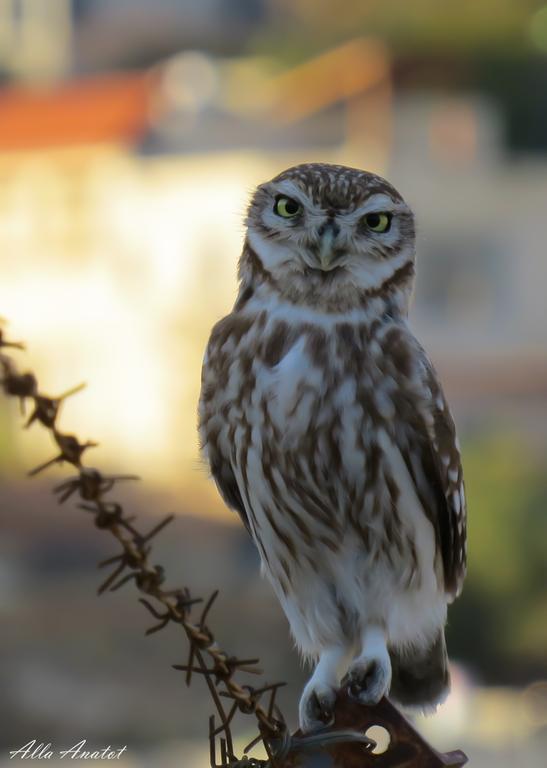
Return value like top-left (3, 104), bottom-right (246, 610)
top-left (0, 325), bottom-right (294, 767)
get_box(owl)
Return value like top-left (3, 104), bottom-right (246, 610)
top-left (199, 163), bottom-right (466, 732)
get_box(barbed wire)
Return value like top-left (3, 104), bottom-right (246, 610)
top-left (0, 324), bottom-right (294, 766)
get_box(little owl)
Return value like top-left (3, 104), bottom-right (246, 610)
top-left (199, 163), bottom-right (467, 732)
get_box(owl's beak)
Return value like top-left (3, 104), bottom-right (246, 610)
top-left (318, 220), bottom-right (341, 270)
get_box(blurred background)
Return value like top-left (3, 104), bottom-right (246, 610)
top-left (0, 1), bottom-right (546, 766)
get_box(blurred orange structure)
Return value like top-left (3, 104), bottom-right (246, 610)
top-left (268, 38), bottom-right (390, 125)
top-left (0, 71), bottom-right (157, 150)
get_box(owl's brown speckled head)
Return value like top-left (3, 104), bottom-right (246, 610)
top-left (240, 163), bottom-right (416, 314)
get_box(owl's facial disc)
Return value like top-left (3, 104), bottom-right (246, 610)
top-left (245, 165), bottom-right (416, 303)
top-left (256, 182), bottom-right (409, 273)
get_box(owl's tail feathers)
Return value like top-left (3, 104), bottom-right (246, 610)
top-left (388, 630), bottom-right (450, 713)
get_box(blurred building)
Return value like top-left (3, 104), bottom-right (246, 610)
top-left (0, 0), bottom-right (269, 84)
top-left (0, 0), bottom-right (72, 82)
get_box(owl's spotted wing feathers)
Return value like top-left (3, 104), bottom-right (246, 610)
top-left (200, 318), bottom-right (252, 534)
top-left (396, 355), bottom-right (466, 600)
top-left (210, 454), bottom-right (250, 534)
top-left (423, 365), bottom-right (467, 598)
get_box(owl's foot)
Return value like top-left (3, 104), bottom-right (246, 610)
top-left (299, 681), bottom-right (337, 733)
top-left (345, 654), bottom-right (391, 705)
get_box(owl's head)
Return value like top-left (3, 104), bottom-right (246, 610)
top-left (242, 163), bottom-right (416, 314)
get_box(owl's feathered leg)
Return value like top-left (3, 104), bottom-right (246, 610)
top-left (345, 625), bottom-right (392, 705)
top-left (299, 645), bottom-right (350, 733)
top-left (389, 629), bottom-right (450, 711)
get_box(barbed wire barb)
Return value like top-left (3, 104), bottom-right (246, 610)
top-left (25, 381), bottom-right (86, 429)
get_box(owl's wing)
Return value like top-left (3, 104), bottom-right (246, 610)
top-left (199, 316), bottom-right (252, 535)
top-left (400, 358), bottom-right (467, 601)
top-left (209, 456), bottom-right (251, 534)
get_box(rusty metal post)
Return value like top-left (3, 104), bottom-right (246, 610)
top-left (274, 694), bottom-right (467, 767)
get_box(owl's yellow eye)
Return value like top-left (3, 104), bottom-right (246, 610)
top-left (364, 212), bottom-right (391, 233)
top-left (274, 196), bottom-right (302, 218)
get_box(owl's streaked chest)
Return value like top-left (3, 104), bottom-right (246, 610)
top-left (200, 304), bottom-right (440, 598)
top-left (254, 333), bottom-right (329, 439)
top-left (202, 299), bottom-right (427, 485)
top-left (245, 312), bottom-right (403, 445)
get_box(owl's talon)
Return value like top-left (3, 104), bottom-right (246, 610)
top-left (345, 656), bottom-right (391, 706)
top-left (299, 683), bottom-right (337, 733)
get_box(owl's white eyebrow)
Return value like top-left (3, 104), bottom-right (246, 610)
top-left (271, 180), bottom-right (310, 205)
top-left (356, 194), bottom-right (407, 214)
